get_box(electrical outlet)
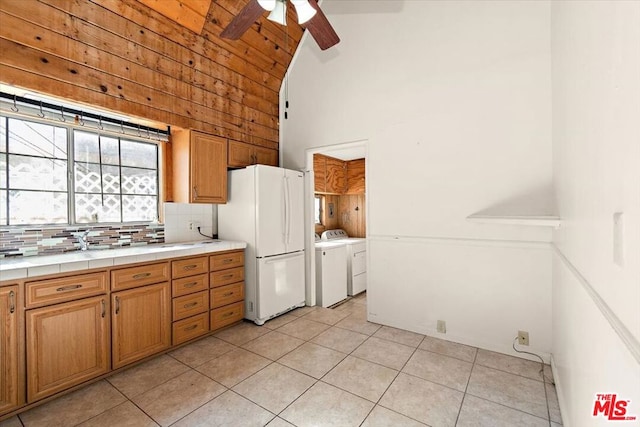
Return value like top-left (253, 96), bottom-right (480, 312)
top-left (437, 320), bottom-right (446, 334)
top-left (188, 221), bottom-right (195, 230)
top-left (518, 330), bottom-right (529, 346)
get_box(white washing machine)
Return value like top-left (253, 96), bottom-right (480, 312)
top-left (314, 240), bottom-right (348, 307)
top-left (321, 229), bottom-right (367, 296)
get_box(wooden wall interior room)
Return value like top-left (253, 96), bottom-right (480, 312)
top-left (313, 153), bottom-right (366, 238)
top-left (0, 0), bottom-right (304, 199)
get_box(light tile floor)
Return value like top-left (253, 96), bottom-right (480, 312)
top-left (1, 293), bottom-right (563, 427)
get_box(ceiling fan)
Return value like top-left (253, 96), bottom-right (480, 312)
top-left (220, 0), bottom-right (340, 50)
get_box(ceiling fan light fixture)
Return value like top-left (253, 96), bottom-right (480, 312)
top-left (257, 0), bottom-right (277, 11)
top-left (291, 0), bottom-right (317, 24)
top-left (267, 0), bottom-right (287, 25)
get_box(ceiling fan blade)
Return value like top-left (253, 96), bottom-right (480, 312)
top-left (220, 0), bottom-right (265, 39)
top-left (303, 0), bottom-right (340, 50)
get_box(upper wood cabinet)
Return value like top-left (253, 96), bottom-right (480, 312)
top-left (228, 140), bottom-right (278, 168)
top-left (314, 154), bottom-right (346, 194)
top-left (0, 285), bottom-right (19, 415)
top-left (172, 130), bottom-right (227, 204)
top-left (325, 157), bottom-right (346, 194)
top-left (345, 159), bottom-right (365, 194)
top-left (313, 154), bottom-right (327, 193)
top-left (314, 154), bottom-right (365, 195)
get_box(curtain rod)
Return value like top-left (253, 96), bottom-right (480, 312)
top-left (0, 92), bottom-right (170, 137)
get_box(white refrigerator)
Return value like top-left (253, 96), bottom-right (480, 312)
top-left (218, 165), bottom-right (305, 325)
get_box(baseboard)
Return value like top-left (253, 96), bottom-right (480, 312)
top-left (551, 353), bottom-right (569, 427)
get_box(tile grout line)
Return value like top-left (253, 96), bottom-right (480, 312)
top-left (359, 334), bottom-right (429, 426)
top-left (464, 353), bottom-right (554, 424)
top-left (453, 346), bottom-right (479, 426)
top-left (199, 307), bottom-right (367, 426)
top-left (11, 299), bottom-right (561, 427)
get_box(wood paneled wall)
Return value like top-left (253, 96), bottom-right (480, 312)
top-left (314, 157), bottom-right (366, 238)
top-left (0, 0), bottom-right (304, 149)
top-left (338, 194), bottom-right (365, 238)
top-left (315, 193), bottom-right (366, 238)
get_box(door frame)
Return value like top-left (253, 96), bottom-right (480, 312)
top-left (303, 140), bottom-right (368, 306)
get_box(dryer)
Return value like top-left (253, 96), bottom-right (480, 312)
top-left (321, 229), bottom-right (367, 296)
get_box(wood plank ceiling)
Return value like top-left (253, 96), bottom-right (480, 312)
top-left (0, 0), bottom-right (305, 150)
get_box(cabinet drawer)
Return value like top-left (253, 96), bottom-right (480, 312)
top-left (172, 312), bottom-right (209, 346)
top-left (210, 251), bottom-right (244, 271)
top-left (172, 273), bottom-right (209, 298)
top-left (210, 301), bottom-right (244, 331)
top-left (210, 267), bottom-right (244, 288)
top-left (210, 282), bottom-right (244, 309)
top-left (172, 291), bottom-right (209, 321)
top-left (111, 262), bottom-right (169, 291)
top-left (171, 256), bottom-right (208, 279)
top-left (26, 271), bottom-right (108, 308)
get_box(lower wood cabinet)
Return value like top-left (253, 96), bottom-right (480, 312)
top-left (2, 249), bottom-right (246, 417)
top-left (26, 295), bottom-right (109, 402)
top-left (111, 282), bottom-right (171, 369)
top-left (172, 312), bottom-right (209, 346)
top-left (210, 250), bottom-right (245, 331)
top-left (0, 286), bottom-right (19, 414)
top-left (210, 301), bottom-right (244, 330)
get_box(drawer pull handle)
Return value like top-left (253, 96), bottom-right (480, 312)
top-left (223, 292), bottom-right (234, 297)
top-left (9, 291), bottom-right (15, 314)
top-left (101, 299), bottom-right (106, 318)
top-left (183, 264), bottom-right (198, 271)
top-left (115, 296), bottom-right (120, 315)
top-left (222, 258), bottom-right (234, 264)
top-left (184, 282), bottom-right (198, 288)
top-left (184, 302), bottom-right (198, 309)
top-left (221, 311), bottom-right (235, 318)
top-left (56, 284), bottom-right (82, 292)
top-left (222, 274), bottom-right (234, 279)
top-left (133, 272), bottom-right (152, 280)
top-left (184, 324), bottom-right (198, 331)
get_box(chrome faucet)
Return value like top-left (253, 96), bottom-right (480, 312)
top-left (78, 229), bottom-right (91, 251)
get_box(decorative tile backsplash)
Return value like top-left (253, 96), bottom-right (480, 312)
top-left (0, 223), bottom-right (165, 258)
top-left (0, 203), bottom-right (219, 258)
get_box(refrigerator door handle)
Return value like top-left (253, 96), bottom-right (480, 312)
top-left (264, 251), bottom-right (304, 264)
top-left (282, 176), bottom-right (287, 244)
top-left (284, 175), bottom-right (291, 245)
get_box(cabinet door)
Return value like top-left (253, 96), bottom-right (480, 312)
top-left (345, 159), bottom-right (365, 194)
top-left (228, 140), bottom-right (278, 168)
top-left (325, 157), bottom-right (346, 194)
top-left (112, 282), bottom-right (171, 369)
top-left (191, 132), bottom-right (227, 203)
top-left (0, 286), bottom-right (19, 414)
top-left (254, 146), bottom-right (278, 167)
top-left (26, 295), bottom-right (109, 402)
top-left (313, 154), bottom-right (326, 193)
top-left (228, 140), bottom-right (255, 168)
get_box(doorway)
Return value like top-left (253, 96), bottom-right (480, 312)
top-left (304, 140), bottom-right (367, 307)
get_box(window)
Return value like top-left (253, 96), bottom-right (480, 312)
top-left (314, 195), bottom-right (323, 225)
top-left (0, 115), bottom-right (159, 225)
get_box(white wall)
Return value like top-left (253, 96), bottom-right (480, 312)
top-left (282, 1), bottom-right (554, 360)
top-left (551, 1), bottom-right (640, 425)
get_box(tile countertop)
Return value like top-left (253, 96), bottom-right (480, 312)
top-left (0, 240), bottom-right (247, 282)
